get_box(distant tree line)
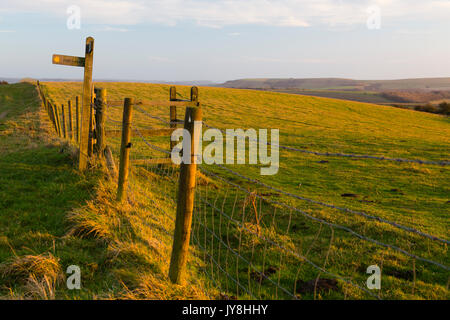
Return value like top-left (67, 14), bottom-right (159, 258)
top-left (415, 102), bottom-right (450, 116)
top-left (0, 81), bottom-right (8, 85)
top-left (381, 90), bottom-right (450, 104)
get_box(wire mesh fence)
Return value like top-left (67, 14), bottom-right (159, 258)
top-left (37, 82), bottom-right (450, 300)
top-left (122, 110), bottom-right (449, 299)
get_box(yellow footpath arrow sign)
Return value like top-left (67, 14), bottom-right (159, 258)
top-left (52, 54), bottom-right (85, 67)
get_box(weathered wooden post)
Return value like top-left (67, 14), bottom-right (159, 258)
top-left (61, 104), bottom-right (67, 139)
top-left (46, 100), bottom-right (55, 132)
top-left (191, 86), bottom-right (199, 103)
top-left (52, 101), bottom-right (61, 137)
top-left (169, 104), bottom-right (202, 284)
top-left (43, 96), bottom-right (48, 115)
top-left (50, 102), bottom-right (57, 133)
top-left (117, 98), bottom-right (134, 202)
top-left (94, 88), bottom-right (107, 156)
top-left (88, 89), bottom-right (95, 157)
top-left (52, 36), bottom-right (94, 170)
top-left (68, 100), bottom-right (74, 141)
top-left (170, 86), bottom-right (177, 151)
top-left (75, 96), bottom-right (80, 144)
top-left (80, 38), bottom-right (95, 169)
top-left (44, 99), bottom-right (48, 117)
top-left (104, 146), bottom-right (118, 179)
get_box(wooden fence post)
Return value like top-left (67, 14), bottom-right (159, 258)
top-left (51, 103), bottom-right (58, 134)
top-left (61, 104), bottom-right (67, 139)
top-left (52, 101), bottom-right (61, 137)
top-left (88, 88), bottom-right (95, 157)
top-left (44, 99), bottom-right (48, 117)
top-left (68, 100), bottom-right (73, 141)
top-left (46, 100), bottom-right (55, 132)
top-left (76, 96), bottom-right (80, 144)
top-left (94, 88), bottom-right (107, 156)
top-left (191, 86), bottom-right (199, 103)
top-left (45, 99), bottom-right (50, 122)
top-left (170, 86), bottom-right (177, 151)
top-left (117, 98), bottom-right (134, 202)
top-left (79, 37), bottom-right (95, 171)
top-left (169, 105), bottom-right (202, 284)
top-left (49, 102), bottom-right (56, 133)
top-left (104, 146), bottom-right (118, 179)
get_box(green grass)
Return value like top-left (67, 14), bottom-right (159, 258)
top-left (222, 77), bottom-right (450, 91)
top-left (0, 82), bottom-right (110, 298)
top-left (0, 82), bottom-right (208, 299)
top-left (39, 81), bottom-right (450, 300)
top-left (272, 89), bottom-right (397, 104)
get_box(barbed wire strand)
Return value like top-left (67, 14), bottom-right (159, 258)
top-left (170, 91), bottom-right (449, 166)
top-left (199, 167), bottom-right (449, 271)
top-left (130, 124), bottom-right (450, 269)
top-left (212, 163), bottom-right (450, 245)
top-left (196, 192), bottom-right (380, 299)
top-left (132, 122), bottom-right (377, 298)
top-left (201, 122), bottom-right (449, 167)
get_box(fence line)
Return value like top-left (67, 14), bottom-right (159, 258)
top-left (126, 123), bottom-right (450, 272)
top-left (195, 191), bottom-right (379, 299)
top-left (171, 90), bottom-right (449, 166)
top-left (211, 164), bottom-right (450, 245)
top-left (126, 105), bottom-right (449, 298)
top-left (198, 167), bottom-right (449, 271)
top-left (202, 121), bottom-right (450, 166)
top-left (119, 95), bottom-right (450, 269)
top-left (129, 97), bottom-right (449, 245)
top-left (37, 81), bottom-right (450, 300)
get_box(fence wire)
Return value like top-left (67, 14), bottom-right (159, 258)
top-left (40, 85), bottom-right (449, 300)
top-left (172, 90), bottom-right (449, 167)
top-left (124, 119), bottom-right (449, 300)
top-left (202, 121), bottom-right (450, 167)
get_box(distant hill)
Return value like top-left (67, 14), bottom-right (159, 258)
top-left (221, 77), bottom-right (450, 91)
top-left (0, 78), bottom-right (21, 84)
top-left (0, 78), bottom-right (218, 86)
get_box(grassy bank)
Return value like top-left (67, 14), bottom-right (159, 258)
top-left (0, 83), bottom-right (208, 299)
top-left (38, 82), bottom-right (449, 299)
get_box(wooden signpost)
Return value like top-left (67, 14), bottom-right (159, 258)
top-left (52, 37), bottom-right (95, 171)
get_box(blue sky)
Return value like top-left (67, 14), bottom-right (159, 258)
top-left (1, 0), bottom-right (450, 82)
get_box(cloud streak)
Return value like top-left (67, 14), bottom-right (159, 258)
top-left (1, 0), bottom-right (450, 28)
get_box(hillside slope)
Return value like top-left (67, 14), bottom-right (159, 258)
top-left (42, 82), bottom-right (450, 237)
top-left (40, 82), bottom-right (449, 299)
top-left (0, 83), bottom-right (208, 299)
top-left (221, 77), bottom-right (450, 91)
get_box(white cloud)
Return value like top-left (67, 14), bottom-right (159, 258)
top-left (1, 0), bottom-right (450, 28)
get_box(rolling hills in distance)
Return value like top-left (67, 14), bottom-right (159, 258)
top-left (219, 77), bottom-right (450, 107)
top-left (5, 76), bottom-right (450, 106)
top-left (220, 77), bottom-right (450, 91)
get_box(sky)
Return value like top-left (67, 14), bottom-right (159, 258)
top-left (1, 0), bottom-right (450, 83)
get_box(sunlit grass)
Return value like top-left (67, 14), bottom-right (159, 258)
top-left (39, 81), bottom-right (450, 299)
top-left (0, 82), bottom-right (209, 300)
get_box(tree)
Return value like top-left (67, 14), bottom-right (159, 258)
top-left (438, 102), bottom-right (450, 116)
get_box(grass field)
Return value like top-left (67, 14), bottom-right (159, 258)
top-left (2, 81), bottom-right (448, 300)
top-left (221, 77), bottom-right (450, 91)
top-left (270, 89), bottom-right (397, 104)
top-left (0, 82), bottom-right (208, 299)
